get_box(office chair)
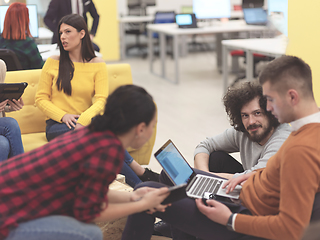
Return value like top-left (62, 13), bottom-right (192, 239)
top-left (151, 11), bottom-right (176, 57)
top-left (125, 4), bottom-right (150, 57)
top-left (230, 50), bottom-right (274, 86)
top-left (0, 49), bottom-right (22, 71)
top-left (125, 21), bottom-right (148, 57)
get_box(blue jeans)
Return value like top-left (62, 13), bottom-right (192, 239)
top-left (46, 119), bottom-right (142, 187)
top-left (0, 117), bottom-right (24, 162)
top-left (46, 119), bottom-right (75, 141)
top-left (5, 215), bottom-right (102, 240)
top-left (120, 150), bottom-right (142, 188)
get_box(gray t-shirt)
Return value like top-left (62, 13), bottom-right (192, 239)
top-left (194, 123), bottom-right (292, 177)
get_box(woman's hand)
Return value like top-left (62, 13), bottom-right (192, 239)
top-left (195, 198), bottom-right (232, 225)
top-left (132, 187), bottom-right (170, 214)
top-left (222, 172), bottom-right (253, 194)
top-left (61, 114), bottom-right (80, 129)
top-left (6, 98), bottom-right (24, 112)
top-left (0, 99), bottom-right (8, 111)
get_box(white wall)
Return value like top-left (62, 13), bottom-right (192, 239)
top-left (118, 0), bottom-right (247, 17)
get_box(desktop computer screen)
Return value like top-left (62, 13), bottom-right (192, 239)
top-left (268, 0), bottom-right (288, 36)
top-left (193, 0), bottom-right (231, 19)
top-left (242, 0), bottom-right (264, 9)
top-left (0, 4), bottom-right (39, 38)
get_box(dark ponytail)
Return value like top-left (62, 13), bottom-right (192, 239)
top-left (89, 85), bottom-right (156, 134)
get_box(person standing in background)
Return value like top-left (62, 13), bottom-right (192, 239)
top-left (44, 0), bottom-right (100, 52)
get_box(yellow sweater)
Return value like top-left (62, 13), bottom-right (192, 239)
top-left (35, 58), bottom-right (108, 126)
top-left (236, 123), bottom-right (320, 240)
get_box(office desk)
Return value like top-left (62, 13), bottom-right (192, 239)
top-left (147, 20), bottom-right (268, 84)
top-left (119, 15), bottom-right (154, 59)
top-left (38, 44), bottom-right (102, 61)
top-left (222, 38), bottom-right (287, 92)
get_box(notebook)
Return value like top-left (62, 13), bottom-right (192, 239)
top-left (243, 8), bottom-right (268, 26)
top-left (175, 13), bottom-right (198, 28)
top-left (154, 139), bottom-right (241, 200)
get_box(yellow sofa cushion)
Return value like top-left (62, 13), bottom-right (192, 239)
top-left (21, 132), bottom-right (48, 152)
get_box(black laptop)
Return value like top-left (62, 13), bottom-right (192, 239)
top-left (175, 13), bottom-right (198, 28)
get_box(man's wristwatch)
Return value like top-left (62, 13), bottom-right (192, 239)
top-left (226, 213), bottom-right (234, 231)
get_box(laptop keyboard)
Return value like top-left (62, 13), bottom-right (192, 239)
top-left (189, 176), bottom-right (222, 197)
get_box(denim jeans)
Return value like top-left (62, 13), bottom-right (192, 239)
top-left (0, 117), bottom-right (24, 162)
top-left (46, 119), bottom-right (75, 141)
top-left (120, 150), bottom-right (142, 188)
top-left (5, 215), bottom-right (102, 240)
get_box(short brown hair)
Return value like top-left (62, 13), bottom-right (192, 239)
top-left (223, 81), bottom-right (279, 132)
top-left (259, 55), bottom-right (313, 99)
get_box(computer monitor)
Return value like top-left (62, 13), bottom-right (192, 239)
top-left (128, 0), bottom-right (156, 9)
top-left (242, 0), bottom-right (264, 9)
top-left (0, 4), bottom-right (39, 38)
top-left (268, 0), bottom-right (288, 36)
top-left (127, 0), bottom-right (141, 9)
top-left (140, 0), bottom-right (156, 7)
top-left (193, 0), bottom-right (231, 20)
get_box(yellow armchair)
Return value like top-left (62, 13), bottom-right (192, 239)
top-left (5, 64), bottom-right (156, 165)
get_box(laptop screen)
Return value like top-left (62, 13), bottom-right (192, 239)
top-left (243, 8), bottom-right (268, 25)
top-left (155, 140), bottom-right (193, 185)
top-left (176, 14), bottom-right (193, 26)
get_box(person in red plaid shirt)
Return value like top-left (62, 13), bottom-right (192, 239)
top-left (1, 85), bottom-right (170, 240)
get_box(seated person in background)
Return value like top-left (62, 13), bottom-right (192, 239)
top-left (35, 14), bottom-right (158, 187)
top-left (0, 3), bottom-right (44, 70)
top-left (121, 55), bottom-right (320, 240)
top-left (0, 84), bottom-right (170, 240)
top-left (0, 59), bottom-right (24, 162)
top-left (194, 81), bottom-right (291, 179)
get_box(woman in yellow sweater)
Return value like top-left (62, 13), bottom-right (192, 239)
top-left (35, 14), bottom-right (107, 141)
top-left (35, 14), bottom-right (159, 187)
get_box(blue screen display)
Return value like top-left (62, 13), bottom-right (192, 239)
top-left (176, 14), bottom-right (192, 25)
top-left (156, 142), bottom-right (193, 185)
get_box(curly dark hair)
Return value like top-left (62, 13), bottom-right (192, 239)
top-left (223, 81), bottom-right (279, 133)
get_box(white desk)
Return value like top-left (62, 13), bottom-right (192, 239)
top-left (38, 44), bottom-right (102, 61)
top-left (222, 37), bottom-right (287, 92)
top-left (147, 20), bottom-right (268, 84)
top-left (118, 15), bottom-right (154, 59)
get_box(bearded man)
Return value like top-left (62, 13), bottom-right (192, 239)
top-left (194, 81), bottom-right (291, 179)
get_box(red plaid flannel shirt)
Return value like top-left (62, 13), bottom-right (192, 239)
top-left (0, 127), bottom-right (124, 238)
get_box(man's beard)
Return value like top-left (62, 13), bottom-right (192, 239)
top-left (245, 123), bottom-right (273, 144)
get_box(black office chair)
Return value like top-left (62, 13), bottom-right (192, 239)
top-left (0, 49), bottom-right (22, 71)
top-left (125, 21), bottom-right (148, 57)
